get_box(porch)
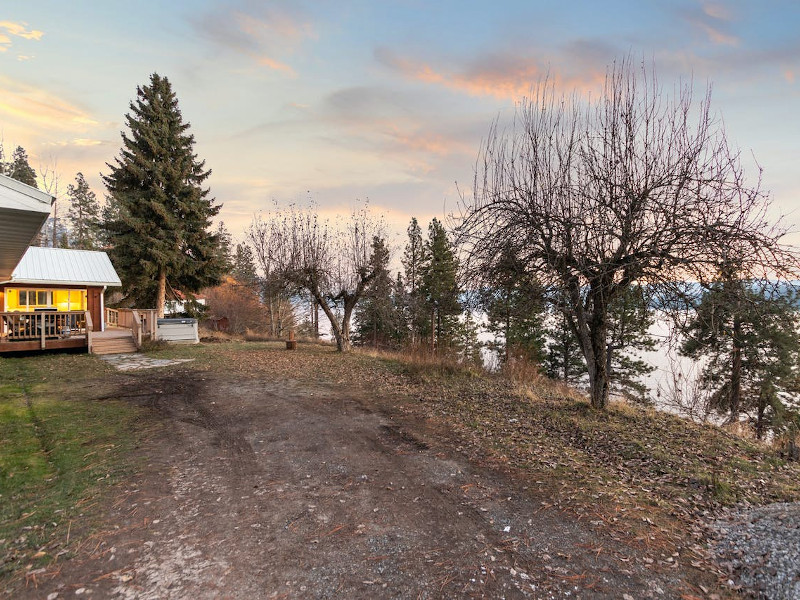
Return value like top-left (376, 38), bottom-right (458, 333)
top-left (0, 308), bottom-right (158, 355)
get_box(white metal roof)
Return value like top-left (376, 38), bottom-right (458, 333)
top-left (0, 174), bottom-right (54, 280)
top-left (2, 246), bottom-right (122, 287)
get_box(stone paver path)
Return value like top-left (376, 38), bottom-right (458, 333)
top-left (100, 353), bottom-right (195, 371)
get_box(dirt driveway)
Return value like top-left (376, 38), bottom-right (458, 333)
top-left (19, 357), bottom-right (686, 599)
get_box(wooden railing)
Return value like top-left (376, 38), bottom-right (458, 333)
top-left (85, 310), bottom-right (94, 353)
top-left (0, 311), bottom-right (88, 343)
top-left (136, 309), bottom-right (158, 340)
top-left (105, 307), bottom-right (119, 327)
top-left (116, 308), bottom-right (156, 346)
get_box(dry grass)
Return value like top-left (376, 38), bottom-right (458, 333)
top-left (127, 340), bottom-right (800, 563)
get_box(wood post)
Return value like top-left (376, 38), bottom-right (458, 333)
top-left (286, 329), bottom-right (297, 350)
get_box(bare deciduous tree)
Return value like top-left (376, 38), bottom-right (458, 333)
top-left (254, 203), bottom-right (385, 352)
top-left (248, 212), bottom-right (296, 337)
top-left (457, 58), bottom-right (796, 409)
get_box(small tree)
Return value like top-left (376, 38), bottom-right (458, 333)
top-left (267, 203), bottom-right (386, 352)
top-left (204, 276), bottom-right (269, 335)
top-left (103, 73), bottom-right (225, 315)
top-left (606, 286), bottom-right (657, 404)
top-left (544, 310), bottom-right (587, 384)
top-left (66, 173), bottom-right (101, 250)
top-left (248, 212), bottom-right (299, 337)
top-left (458, 58), bottom-right (797, 409)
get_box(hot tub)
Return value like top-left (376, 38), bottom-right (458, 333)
top-left (156, 318), bottom-right (199, 344)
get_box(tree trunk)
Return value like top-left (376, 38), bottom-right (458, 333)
top-left (756, 393), bottom-right (766, 440)
top-left (313, 300), bottom-right (319, 338)
top-left (585, 286), bottom-right (610, 410)
top-left (156, 267), bottom-right (166, 318)
top-left (587, 327), bottom-right (609, 409)
top-left (729, 315), bottom-right (743, 422)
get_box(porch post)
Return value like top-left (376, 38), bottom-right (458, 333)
top-left (100, 286), bottom-right (106, 332)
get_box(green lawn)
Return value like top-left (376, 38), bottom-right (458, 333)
top-left (0, 352), bottom-right (145, 580)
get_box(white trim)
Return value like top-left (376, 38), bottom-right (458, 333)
top-left (0, 173), bottom-right (54, 210)
top-left (100, 286), bottom-right (106, 332)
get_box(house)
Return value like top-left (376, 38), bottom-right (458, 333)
top-left (0, 174), bottom-right (130, 353)
top-left (165, 289), bottom-right (206, 316)
top-left (0, 173), bottom-right (52, 281)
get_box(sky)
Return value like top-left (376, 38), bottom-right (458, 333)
top-left (2, 0), bottom-right (800, 248)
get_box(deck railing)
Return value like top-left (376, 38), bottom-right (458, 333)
top-left (115, 308), bottom-right (156, 345)
top-left (0, 311), bottom-right (88, 342)
top-left (106, 307), bottom-right (120, 327)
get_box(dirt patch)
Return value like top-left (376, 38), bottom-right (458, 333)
top-left (15, 362), bottom-right (691, 598)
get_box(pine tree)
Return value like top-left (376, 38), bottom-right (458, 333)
top-left (215, 221), bottom-right (233, 271)
top-left (231, 243), bottom-right (258, 287)
top-left (402, 217), bottom-right (426, 343)
top-left (544, 310), bottom-right (587, 384)
top-left (479, 246), bottom-right (546, 365)
top-left (454, 310), bottom-right (484, 366)
top-left (102, 73), bottom-right (224, 315)
top-left (66, 172), bottom-right (101, 249)
top-left (390, 272), bottom-right (410, 345)
top-left (420, 218), bottom-right (461, 350)
top-left (606, 286), bottom-right (657, 404)
top-left (6, 146), bottom-right (37, 188)
top-left (355, 237), bottom-right (394, 347)
top-left (682, 273), bottom-right (800, 436)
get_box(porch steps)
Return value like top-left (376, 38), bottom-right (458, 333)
top-left (92, 333), bottom-right (138, 355)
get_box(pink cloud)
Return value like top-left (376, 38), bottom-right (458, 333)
top-left (194, 4), bottom-right (315, 74)
top-left (376, 48), bottom-right (605, 100)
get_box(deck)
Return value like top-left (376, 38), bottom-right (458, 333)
top-left (0, 310), bottom-right (145, 354)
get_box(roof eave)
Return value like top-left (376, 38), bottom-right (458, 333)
top-left (1, 279), bottom-right (122, 287)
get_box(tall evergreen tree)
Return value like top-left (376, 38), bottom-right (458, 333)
top-left (390, 272), bottom-right (410, 345)
top-left (354, 236), bottom-right (394, 347)
top-left (682, 273), bottom-right (800, 436)
top-left (231, 242), bottom-right (258, 287)
top-left (479, 245), bottom-right (546, 365)
top-left (402, 217), bottom-right (426, 343)
top-left (420, 218), bottom-right (461, 350)
top-left (66, 172), bottom-right (101, 249)
top-left (102, 73), bottom-right (224, 315)
top-left (6, 146), bottom-right (37, 188)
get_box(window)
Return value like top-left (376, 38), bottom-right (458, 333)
top-left (16, 289), bottom-right (54, 309)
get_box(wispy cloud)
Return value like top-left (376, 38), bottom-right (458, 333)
top-left (0, 76), bottom-right (97, 132)
top-left (679, 2), bottom-right (739, 46)
top-left (193, 2), bottom-right (315, 74)
top-left (0, 20), bottom-right (43, 52)
top-left (375, 47), bottom-right (607, 100)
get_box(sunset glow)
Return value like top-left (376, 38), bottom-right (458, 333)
top-left (1, 1), bottom-right (798, 243)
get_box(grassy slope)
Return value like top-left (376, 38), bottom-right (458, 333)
top-left (0, 353), bottom-right (145, 583)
